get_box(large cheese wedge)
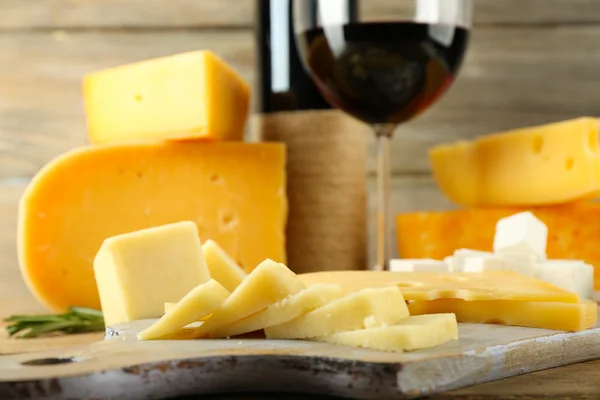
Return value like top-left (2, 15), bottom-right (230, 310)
top-left (264, 286), bottom-right (409, 339)
top-left (83, 51), bottom-right (250, 143)
top-left (408, 299), bottom-right (598, 332)
top-left (202, 240), bottom-right (248, 292)
top-left (299, 270), bottom-right (579, 303)
top-left (429, 117), bottom-right (600, 206)
top-left (316, 314), bottom-right (458, 352)
top-left (93, 221), bottom-right (210, 326)
top-left (212, 284), bottom-right (343, 338)
top-left (193, 260), bottom-right (305, 337)
top-left (18, 141), bottom-right (286, 311)
top-left (138, 279), bottom-right (230, 340)
top-left (395, 204), bottom-right (600, 288)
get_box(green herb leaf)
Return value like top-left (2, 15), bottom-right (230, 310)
top-left (4, 308), bottom-right (105, 339)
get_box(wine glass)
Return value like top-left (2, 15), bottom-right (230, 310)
top-left (293, 0), bottom-right (472, 271)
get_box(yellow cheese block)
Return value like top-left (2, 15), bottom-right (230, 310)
top-left (429, 117), bottom-right (600, 206)
top-left (299, 271), bottom-right (579, 303)
top-left (316, 314), bottom-right (458, 352)
top-left (18, 141), bottom-right (286, 312)
top-left (138, 279), bottom-right (230, 340)
top-left (83, 51), bottom-right (250, 143)
top-left (202, 239), bottom-right (248, 292)
top-left (93, 221), bottom-right (210, 326)
top-left (193, 259), bottom-right (305, 337)
top-left (264, 286), bottom-right (409, 340)
top-left (408, 299), bottom-right (598, 332)
top-left (212, 284), bottom-right (343, 338)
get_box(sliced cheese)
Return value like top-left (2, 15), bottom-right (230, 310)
top-left (93, 221), bottom-right (210, 326)
top-left (18, 141), bottom-right (286, 311)
top-left (299, 270), bottom-right (579, 303)
top-left (164, 302), bottom-right (176, 314)
top-left (408, 299), bottom-right (598, 332)
top-left (138, 279), bottom-right (229, 340)
top-left (83, 51), bottom-right (249, 143)
top-left (202, 239), bottom-right (248, 292)
top-left (429, 117), bottom-right (600, 206)
top-left (264, 286), bottom-right (409, 340)
top-left (193, 259), bottom-right (305, 337)
top-left (316, 314), bottom-right (458, 352)
top-left (212, 284), bottom-right (343, 338)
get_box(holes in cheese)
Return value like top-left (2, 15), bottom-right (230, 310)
top-left (264, 286), bottom-right (409, 340)
top-left (83, 51), bottom-right (250, 143)
top-left (138, 279), bottom-right (230, 340)
top-left (92, 221), bottom-right (211, 327)
top-left (202, 239), bottom-right (248, 292)
top-left (315, 314), bottom-right (458, 353)
top-left (211, 284), bottom-right (343, 338)
top-left (193, 259), bottom-right (305, 337)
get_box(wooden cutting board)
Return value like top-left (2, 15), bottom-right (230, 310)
top-left (1, 312), bottom-right (600, 400)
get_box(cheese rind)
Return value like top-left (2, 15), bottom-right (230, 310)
top-left (408, 299), bottom-right (598, 332)
top-left (316, 314), bottom-right (458, 352)
top-left (92, 221), bottom-right (210, 326)
top-left (264, 286), bottom-right (409, 339)
top-left (83, 51), bottom-right (250, 143)
top-left (18, 141), bottom-right (286, 311)
top-left (202, 240), bottom-right (248, 292)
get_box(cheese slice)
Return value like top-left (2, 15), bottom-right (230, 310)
top-left (83, 51), bottom-right (250, 143)
top-left (212, 284), bottom-right (343, 338)
top-left (264, 286), bottom-right (409, 340)
top-left (299, 270), bottom-right (579, 303)
top-left (315, 314), bottom-right (458, 352)
top-left (408, 299), bottom-right (598, 332)
top-left (193, 259), bottom-right (305, 337)
top-left (138, 279), bottom-right (229, 340)
top-left (18, 141), bottom-right (286, 312)
top-left (202, 239), bottom-right (248, 292)
top-left (429, 117), bottom-right (600, 206)
top-left (93, 221), bottom-right (210, 326)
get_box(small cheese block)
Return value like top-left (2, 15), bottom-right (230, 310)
top-left (315, 314), bottom-right (458, 352)
top-left (408, 299), bottom-right (598, 332)
top-left (212, 284), bottom-right (343, 338)
top-left (193, 260), bottom-right (305, 337)
top-left (429, 117), bottom-right (600, 206)
top-left (389, 259), bottom-right (451, 273)
top-left (448, 249), bottom-right (536, 276)
top-left (138, 279), bottom-right (230, 340)
top-left (93, 221), bottom-right (210, 326)
top-left (18, 141), bottom-right (286, 311)
top-left (264, 287), bottom-right (409, 340)
top-left (494, 212), bottom-right (548, 260)
top-left (83, 51), bottom-right (250, 143)
top-left (299, 270), bottom-right (579, 303)
top-left (533, 260), bottom-right (594, 300)
top-left (202, 240), bottom-right (248, 292)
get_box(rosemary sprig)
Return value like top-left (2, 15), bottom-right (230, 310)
top-left (4, 307), bottom-right (105, 339)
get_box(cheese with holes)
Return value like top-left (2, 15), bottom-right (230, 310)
top-left (193, 260), bottom-right (305, 337)
top-left (429, 117), bottom-right (600, 206)
top-left (264, 287), bottom-right (409, 339)
top-left (316, 314), bottom-right (458, 352)
top-left (202, 240), bottom-right (248, 292)
top-left (213, 284), bottom-right (343, 338)
top-left (18, 141), bottom-right (286, 311)
top-left (83, 51), bottom-right (250, 143)
top-left (408, 299), bottom-right (597, 332)
top-left (93, 221), bottom-right (210, 326)
top-left (299, 270), bottom-right (579, 303)
top-left (138, 279), bottom-right (229, 340)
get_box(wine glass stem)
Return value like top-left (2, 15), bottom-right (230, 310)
top-left (374, 124), bottom-right (395, 272)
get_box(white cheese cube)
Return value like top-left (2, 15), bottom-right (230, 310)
top-left (533, 260), bottom-right (594, 300)
top-left (449, 248), bottom-right (535, 276)
top-left (389, 259), bottom-right (451, 273)
top-left (493, 211), bottom-right (548, 260)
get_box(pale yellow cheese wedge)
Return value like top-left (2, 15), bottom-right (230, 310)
top-left (138, 279), bottom-right (229, 340)
top-left (212, 284), bottom-right (343, 338)
top-left (264, 286), bottom-right (409, 340)
top-left (202, 239), bottom-right (248, 292)
top-left (299, 270), bottom-right (579, 303)
top-left (315, 314), bottom-right (458, 352)
top-left (164, 302), bottom-right (176, 314)
top-left (408, 299), bottom-right (598, 332)
top-left (193, 259), bottom-right (305, 337)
